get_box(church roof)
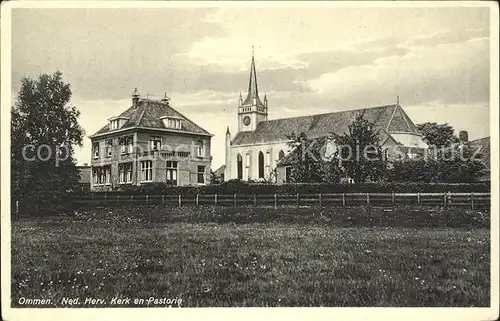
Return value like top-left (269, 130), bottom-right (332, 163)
top-left (232, 104), bottom-right (420, 146)
top-left (90, 99), bottom-right (212, 137)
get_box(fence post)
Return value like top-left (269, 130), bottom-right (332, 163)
top-left (162, 195), bottom-right (165, 205)
top-left (366, 193), bottom-right (370, 206)
top-left (146, 195), bottom-right (149, 204)
top-left (196, 194), bottom-right (199, 207)
top-left (233, 194), bottom-right (237, 207)
top-left (296, 193), bottom-right (300, 208)
top-left (470, 192), bottom-right (474, 210)
top-left (16, 200), bottom-right (19, 216)
top-left (342, 193), bottom-right (346, 208)
top-left (117, 195), bottom-right (120, 205)
top-left (319, 193), bottom-right (322, 207)
top-left (254, 194), bottom-right (257, 206)
top-left (131, 195), bottom-right (134, 202)
top-left (274, 194), bottom-right (278, 209)
top-left (443, 193), bottom-right (447, 207)
top-left (215, 194), bottom-right (218, 206)
top-left (178, 195), bottom-right (182, 208)
top-left (391, 192), bottom-right (395, 208)
top-left (417, 193), bottom-right (421, 205)
top-left (104, 192), bottom-right (107, 204)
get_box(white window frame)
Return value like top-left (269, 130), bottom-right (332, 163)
top-left (106, 139), bottom-right (113, 157)
top-left (150, 136), bottom-right (162, 151)
top-left (140, 160), bottom-right (153, 182)
top-left (93, 143), bottom-right (100, 159)
top-left (197, 165), bottom-right (205, 184)
top-left (166, 161), bottom-right (178, 185)
top-left (118, 162), bottom-right (133, 184)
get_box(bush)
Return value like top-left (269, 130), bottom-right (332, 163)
top-left (86, 182), bottom-right (490, 196)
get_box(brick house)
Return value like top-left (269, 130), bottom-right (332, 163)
top-left (89, 90), bottom-right (212, 191)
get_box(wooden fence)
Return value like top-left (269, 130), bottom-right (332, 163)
top-left (68, 192), bottom-right (490, 210)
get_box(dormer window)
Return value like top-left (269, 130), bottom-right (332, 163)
top-left (108, 116), bottom-right (129, 131)
top-left (161, 116), bottom-right (182, 130)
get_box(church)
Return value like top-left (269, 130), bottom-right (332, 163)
top-left (224, 54), bottom-right (428, 183)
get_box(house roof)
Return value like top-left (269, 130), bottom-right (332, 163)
top-left (468, 136), bottom-right (490, 170)
top-left (232, 104), bottom-right (420, 146)
top-left (90, 99), bottom-right (212, 137)
top-left (213, 164), bottom-right (226, 176)
top-left (77, 166), bottom-right (91, 184)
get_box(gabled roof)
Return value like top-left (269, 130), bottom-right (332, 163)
top-left (90, 99), bottom-right (212, 137)
top-left (213, 165), bottom-right (226, 176)
top-left (232, 104), bottom-right (420, 146)
top-left (468, 136), bottom-right (490, 170)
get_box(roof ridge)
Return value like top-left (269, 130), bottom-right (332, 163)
top-left (259, 104), bottom-right (397, 125)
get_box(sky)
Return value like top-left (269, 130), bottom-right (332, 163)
top-left (11, 5), bottom-right (492, 169)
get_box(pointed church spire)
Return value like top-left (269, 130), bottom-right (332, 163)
top-left (226, 126), bottom-right (230, 135)
top-left (242, 47), bottom-right (263, 107)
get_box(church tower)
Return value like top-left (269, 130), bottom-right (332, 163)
top-left (238, 51), bottom-right (268, 132)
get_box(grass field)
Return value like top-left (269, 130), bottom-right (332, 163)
top-left (11, 206), bottom-right (490, 307)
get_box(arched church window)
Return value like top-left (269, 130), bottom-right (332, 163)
top-left (278, 150), bottom-right (285, 160)
top-left (237, 154), bottom-right (243, 179)
top-left (258, 151), bottom-right (265, 179)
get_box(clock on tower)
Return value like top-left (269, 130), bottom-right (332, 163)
top-left (243, 116), bottom-right (251, 126)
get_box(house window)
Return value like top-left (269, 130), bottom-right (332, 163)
top-left (278, 150), bottom-right (285, 160)
top-left (197, 165), bottom-right (205, 184)
top-left (150, 136), bottom-right (162, 151)
top-left (195, 141), bottom-right (205, 158)
top-left (118, 162), bottom-right (133, 184)
top-left (120, 136), bottom-right (133, 154)
top-left (166, 161), bottom-right (178, 185)
top-left (237, 154), bottom-right (243, 179)
top-left (106, 139), bottom-right (113, 157)
top-left (140, 160), bottom-right (153, 182)
top-left (93, 143), bottom-right (100, 159)
top-left (92, 166), bottom-right (111, 185)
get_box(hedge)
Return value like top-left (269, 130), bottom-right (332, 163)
top-left (83, 179), bottom-right (491, 196)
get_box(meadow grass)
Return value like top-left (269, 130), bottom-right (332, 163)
top-left (11, 206), bottom-right (490, 307)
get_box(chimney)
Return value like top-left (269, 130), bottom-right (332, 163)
top-left (132, 88), bottom-right (140, 108)
top-left (459, 130), bottom-right (468, 143)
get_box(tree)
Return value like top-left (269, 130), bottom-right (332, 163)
top-left (11, 71), bottom-right (84, 215)
top-left (416, 122), bottom-right (458, 148)
top-left (332, 112), bottom-right (387, 183)
top-left (285, 132), bottom-right (324, 183)
top-left (389, 145), bottom-right (486, 183)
